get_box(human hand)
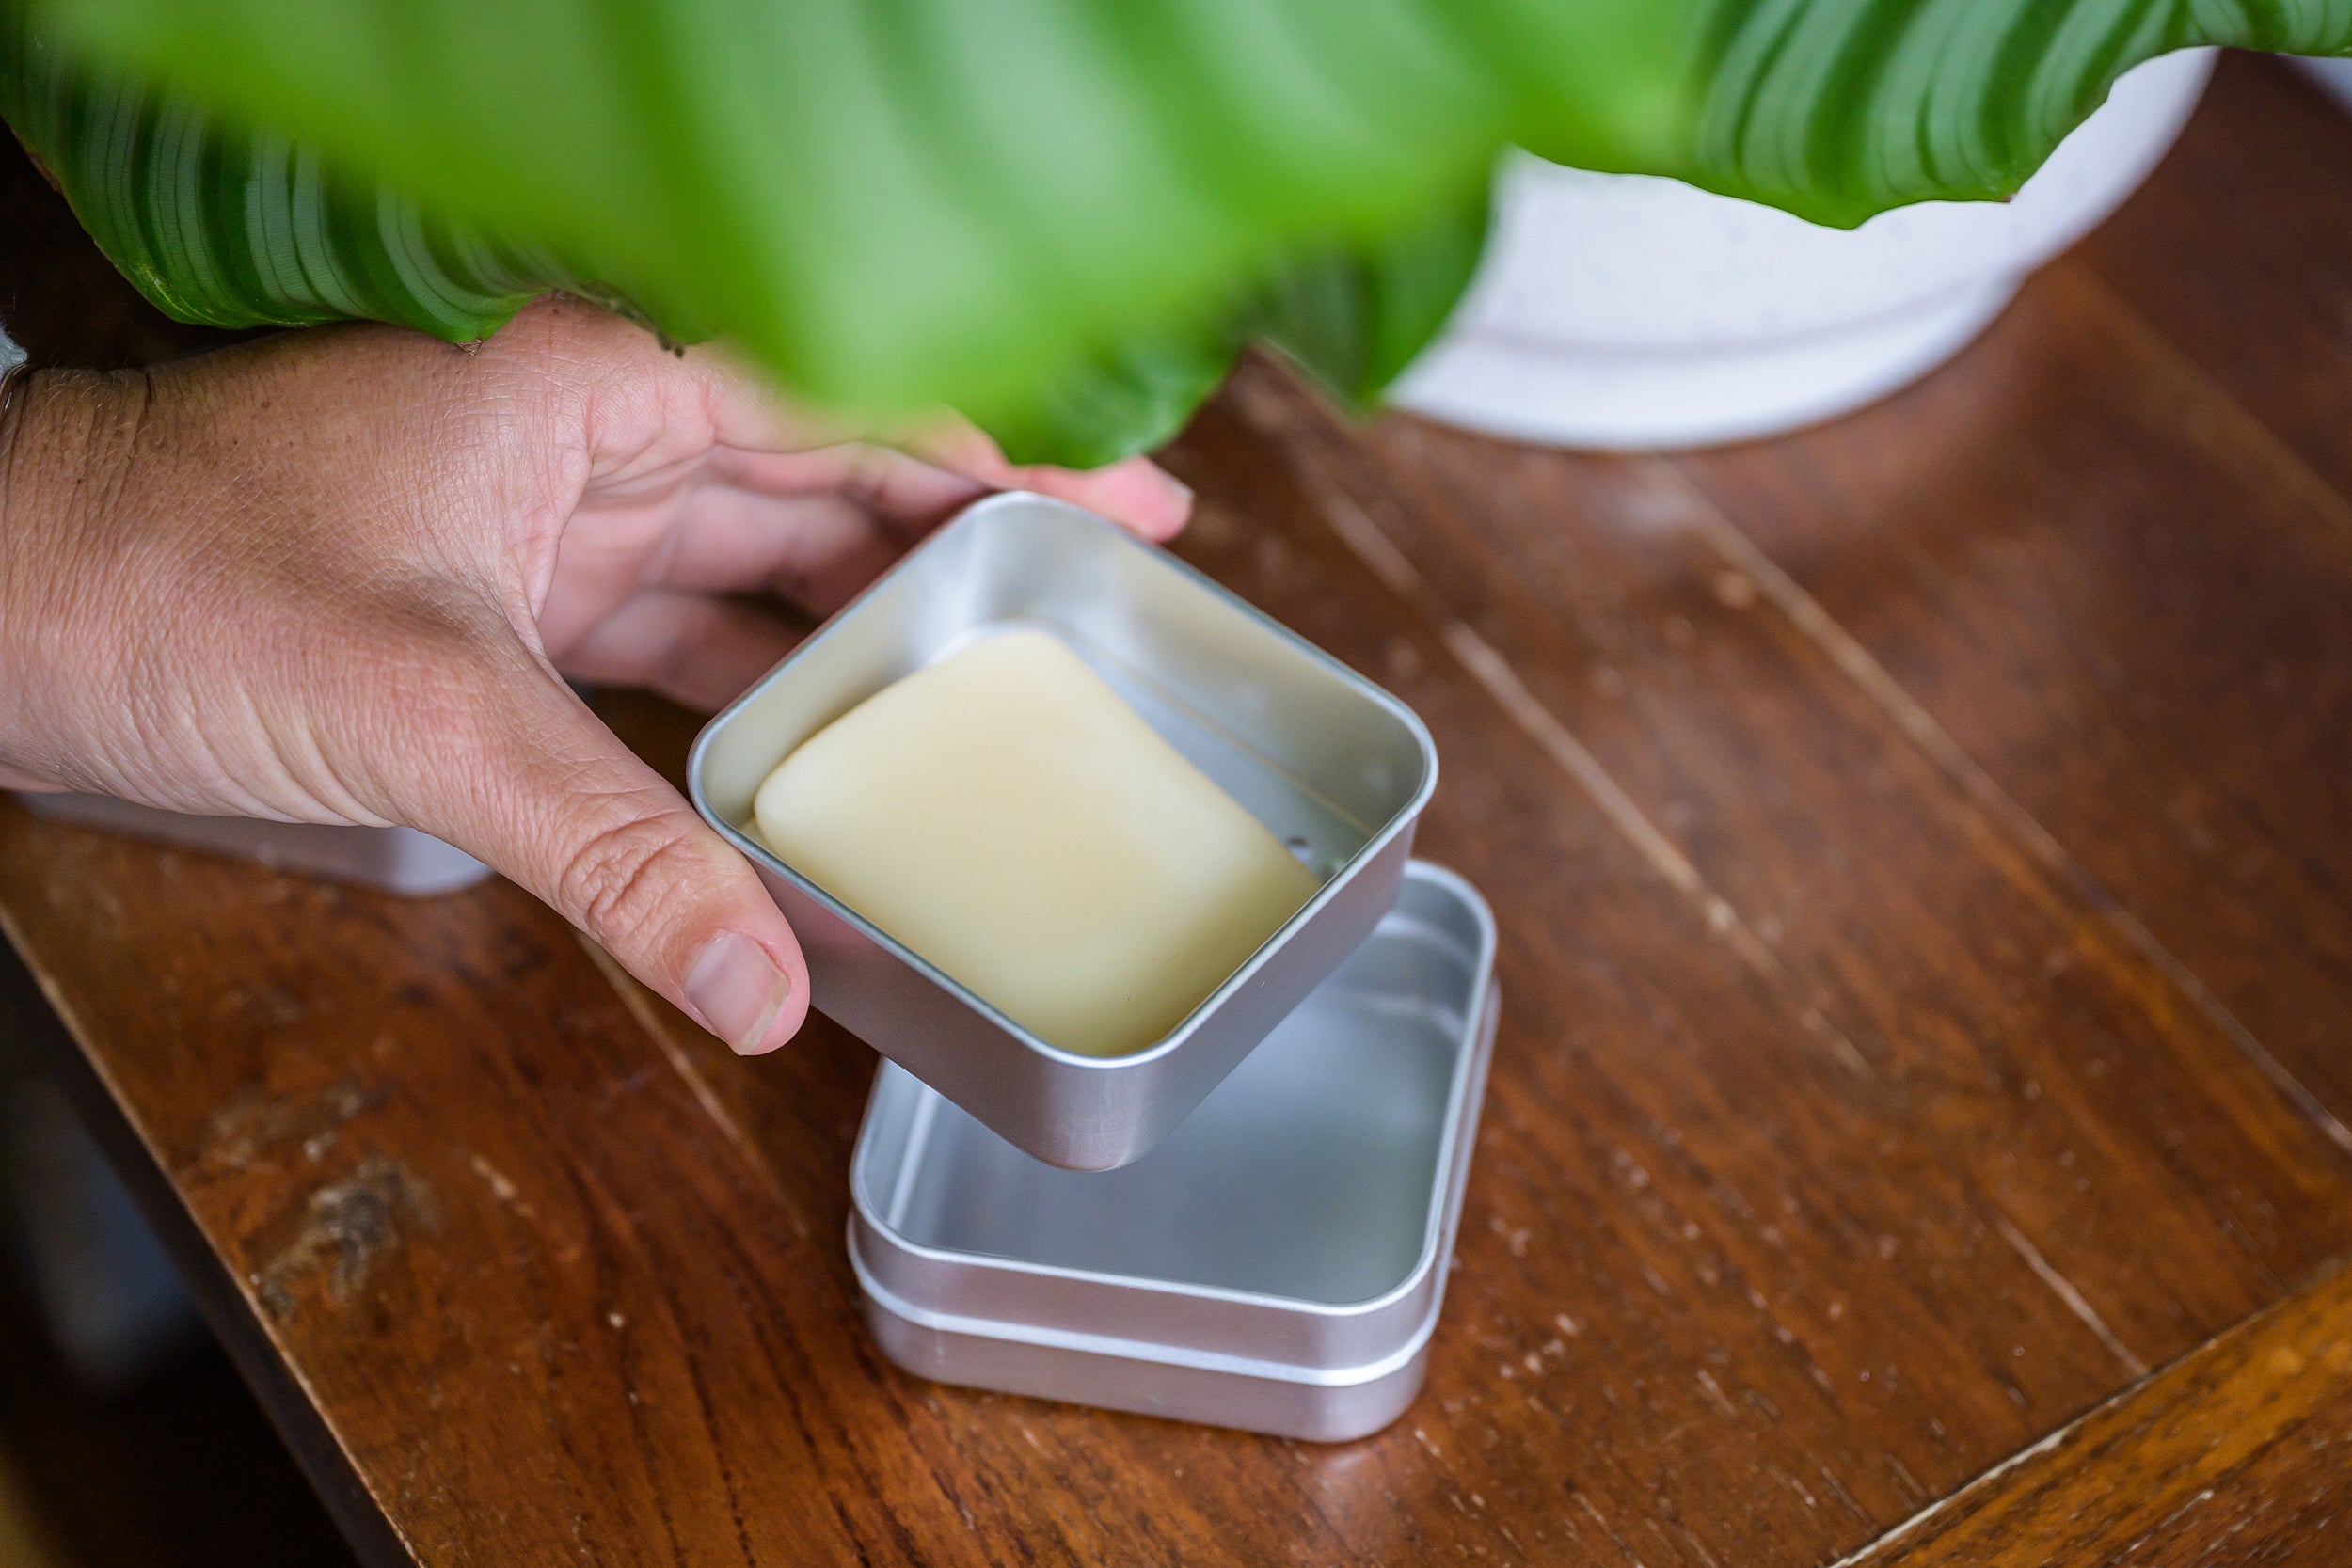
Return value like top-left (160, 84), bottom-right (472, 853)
top-left (0, 295), bottom-right (1191, 1053)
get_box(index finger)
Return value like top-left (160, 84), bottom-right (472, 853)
top-left (908, 416), bottom-right (1194, 543)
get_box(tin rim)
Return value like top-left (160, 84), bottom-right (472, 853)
top-left (849, 1227), bottom-right (1447, 1388)
top-left (687, 491), bottom-right (1439, 1071)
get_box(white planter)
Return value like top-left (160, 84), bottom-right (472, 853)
top-left (1391, 49), bottom-right (2217, 450)
top-left (2303, 56), bottom-right (2352, 113)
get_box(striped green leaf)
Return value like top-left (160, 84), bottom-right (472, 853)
top-left (5, 0), bottom-right (2348, 465)
top-left (2, 13), bottom-right (570, 342)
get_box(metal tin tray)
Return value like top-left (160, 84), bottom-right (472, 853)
top-left (691, 492), bottom-right (1438, 1171)
top-left (848, 862), bottom-right (1497, 1442)
top-left (12, 792), bottom-right (489, 895)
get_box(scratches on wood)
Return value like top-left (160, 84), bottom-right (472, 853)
top-left (1232, 385), bottom-right (1878, 1085)
top-left (1645, 454), bottom-right (2352, 1161)
top-left (1849, 1260), bottom-right (2352, 1566)
top-left (573, 931), bottom-right (791, 1211)
top-left (196, 1077), bottom-right (383, 1174)
top-left (1991, 1214), bottom-right (2149, 1381)
top-left (8, 57), bottom-right (2352, 1565)
top-left (2062, 272), bottom-right (2352, 550)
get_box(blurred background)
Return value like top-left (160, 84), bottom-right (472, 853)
top-left (0, 1011), bottom-right (356, 1568)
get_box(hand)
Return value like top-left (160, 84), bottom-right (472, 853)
top-left (0, 295), bottom-right (1191, 1053)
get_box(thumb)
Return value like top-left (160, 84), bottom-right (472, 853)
top-left (404, 647), bottom-right (809, 1054)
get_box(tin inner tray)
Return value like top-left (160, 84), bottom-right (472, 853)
top-left (875, 947), bottom-right (1465, 1305)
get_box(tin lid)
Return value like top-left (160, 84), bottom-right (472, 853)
top-left (849, 862), bottom-right (1497, 1382)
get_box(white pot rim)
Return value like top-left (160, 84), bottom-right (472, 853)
top-left (1391, 48), bottom-right (2217, 449)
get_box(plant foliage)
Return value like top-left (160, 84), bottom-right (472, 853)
top-left (5, 1), bottom-right (2348, 464)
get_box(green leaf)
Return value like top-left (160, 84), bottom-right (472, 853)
top-left (1661, 0), bottom-right (2352, 225)
top-left (5, 0), bottom-right (2350, 465)
top-left (0, 10), bottom-right (563, 341)
top-left (1252, 184), bottom-right (1496, 411)
top-left (987, 186), bottom-right (1493, 467)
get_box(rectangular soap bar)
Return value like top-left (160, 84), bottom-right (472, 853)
top-left (754, 627), bottom-right (1321, 1057)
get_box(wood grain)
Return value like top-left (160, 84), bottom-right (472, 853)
top-left (2080, 54), bottom-right (2352, 503)
top-left (1233, 346), bottom-right (2352, 1339)
top-left (7, 54), bottom-right (2352, 1568)
top-left (1164, 371), bottom-right (2352, 1562)
top-left (1863, 1259), bottom-right (2352, 1566)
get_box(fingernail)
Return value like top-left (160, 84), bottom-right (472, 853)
top-left (685, 931), bottom-right (792, 1053)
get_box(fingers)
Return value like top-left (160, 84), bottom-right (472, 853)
top-left (554, 589), bottom-right (803, 711)
top-left (400, 641), bottom-right (809, 1053)
top-left (495, 293), bottom-right (832, 463)
top-left (672, 332), bottom-right (851, 457)
top-left (569, 482), bottom-right (949, 618)
top-left (909, 418), bottom-right (1194, 542)
top-left (659, 489), bottom-right (909, 616)
top-left (619, 442), bottom-right (989, 611)
top-left (507, 297), bottom-right (1195, 546)
top-left (645, 320), bottom-right (1193, 544)
top-left (1018, 453), bottom-right (1193, 542)
top-left (699, 442), bottom-right (987, 537)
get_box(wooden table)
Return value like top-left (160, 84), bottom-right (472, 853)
top-left (8, 52), bottom-right (2352, 1567)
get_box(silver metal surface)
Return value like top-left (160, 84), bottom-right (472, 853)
top-left (849, 863), bottom-right (1497, 1441)
top-left (691, 492), bottom-right (1438, 1170)
top-left (13, 792), bottom-right (490, 895)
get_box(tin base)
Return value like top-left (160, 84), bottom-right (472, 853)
top-left (14, 792), bottom-right (489, 895)
top-left (852, 1252), bottom-right (1438, 1442)
top-left (850, 863), bottom-right (1498, 1441)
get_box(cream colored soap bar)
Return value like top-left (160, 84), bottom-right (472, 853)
top-left (754, 628), bottom-right (1321, 1057)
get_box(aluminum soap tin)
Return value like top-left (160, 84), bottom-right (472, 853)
top-left (848, 863), bottom-right (1497, 1441)
top-left (690, 492), bottom-right (1438, 1171)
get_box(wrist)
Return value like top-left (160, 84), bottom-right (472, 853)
top-left (0, 366), bottom-right (139, 790)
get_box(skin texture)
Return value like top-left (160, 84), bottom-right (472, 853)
top-left (0, 294), bottom-right (1191, 1053)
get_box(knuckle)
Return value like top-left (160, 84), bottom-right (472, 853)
top-left (835, 443), bottom-right (896, 510)
top-left (552, 805), bottom-right (707, 942)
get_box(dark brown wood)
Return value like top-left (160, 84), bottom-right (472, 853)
top-left (2080, 54), bottom-right (2352, 504)
top-left (8, 49), bottom-right (2352, 1568)
top-left (1864, 1259), bottom-right (2352, 1566)
top-left (1674, 53), bottom-right (2352, 1132)
top-left (1224, 348), bottom-right (2352, 1370)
